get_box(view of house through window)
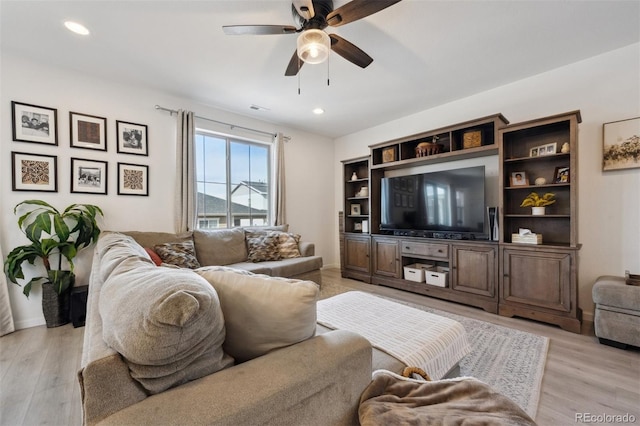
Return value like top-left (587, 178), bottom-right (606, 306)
top-left (195, 131), bottom-right (271, 228)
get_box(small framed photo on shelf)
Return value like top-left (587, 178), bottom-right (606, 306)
top-left (350, 204), bottom-right (361, 215)
top-left (382, 146), bottom-right (396, 163)
top-left (11, 101), bottom-right (58, 145)
top-left (117, 162), bottom-right (149, 196)
top-left (71, 158), bottom-right (108, 194)
top-left (116, 120), bottom-right (148, 156)
top-left (554, 166), bottom-right (570, 183)
top-left (510, 171), bottom-right (529, 187)
top-left (529, 147), bottom-right (539, 157)
top-left (354, 222), bottom-right (363, 232)
top-left (543, 142), bottom-right (557, 155)
top-left (70, 112), bottom-right (107, 151)
top-left (11, 151), bottom-right (57, 192)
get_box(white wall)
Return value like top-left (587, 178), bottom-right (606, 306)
top-left (333, 43), bottom-right (640, 321)
top-left (1, 52), bottom-right (334, 329)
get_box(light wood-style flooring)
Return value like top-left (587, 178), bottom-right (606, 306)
top-left (1, 267), bottom-right (638, 426)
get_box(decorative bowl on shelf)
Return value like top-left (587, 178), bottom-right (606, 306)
top-left (415, 142), bottom-right (443, 157)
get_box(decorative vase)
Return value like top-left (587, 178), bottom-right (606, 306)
top-left (41, 274), bottom-right (74, 328)
top-left (351, 172), bottom-right (358, 181)
top-left (531, 207), bottom-right (546, 216)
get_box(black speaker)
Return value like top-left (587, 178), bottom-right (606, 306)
top-left (70, 285), bottom-right (89, 328)
top-left (487, 207), bottom-right (499, 241)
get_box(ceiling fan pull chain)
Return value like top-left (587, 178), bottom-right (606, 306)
top-left (327, 54), bottom-right (330, 86)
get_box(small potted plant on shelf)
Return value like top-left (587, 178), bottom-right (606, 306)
top-left (4, 200), bottom-right (103, 327)
top-left (520, 192), bottom-right (555, 216)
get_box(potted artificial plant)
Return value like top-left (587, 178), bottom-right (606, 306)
top-left (520, 192), bottom-right (555, 216)
top-left (4, 200), bottom-right (103, 327)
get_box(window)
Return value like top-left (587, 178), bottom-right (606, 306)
top-left (195, 131), bottom-right (271, 228)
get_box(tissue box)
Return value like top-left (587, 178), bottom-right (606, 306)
top-left (512, 233), bottom-right (542, 244)
top-left (425, 266), bottom-right (449, 287)
top-left (403, 263), bottom-right (434, 282)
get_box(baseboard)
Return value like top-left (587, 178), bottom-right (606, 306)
top-left (15, 317), bottom-right (46, 330)
top-left (322, 263), bottom-right (340, 270)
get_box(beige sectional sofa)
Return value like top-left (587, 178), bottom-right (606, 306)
top-left (79, 230), bottom-right (370, 425)
top-left (123, 225), bottom-right (323, 284)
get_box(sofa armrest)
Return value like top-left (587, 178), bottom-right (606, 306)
top-left (98, 330), bottom-right (372, 426)
top-left (299, 241), bottom-right (315, 257)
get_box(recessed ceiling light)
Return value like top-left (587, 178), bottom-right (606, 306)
top-left (64, 21), bottom-right (90, 36)
top-left (313, 108), bottom-right (324, 115)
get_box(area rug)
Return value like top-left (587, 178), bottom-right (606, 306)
top-left (319, 281), bottom-right (549, 419)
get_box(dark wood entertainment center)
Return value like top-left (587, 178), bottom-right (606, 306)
top-left (340, 111), bottom-right (582, 333)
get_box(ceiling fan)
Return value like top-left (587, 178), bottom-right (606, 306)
top-left (222, 0), bottom-right (402, 76)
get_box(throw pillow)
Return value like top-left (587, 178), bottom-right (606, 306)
top-left (196, 266), bottom-right (319, 363)
top-left (144, 247), bottom-right (163, 266)
top-left (100, 263), bottom-right (234, 394)
top-left (193, 228), bottom-right (247, 266)
top-left (245, 231), bottom-right (281, 262)
top-left (154, 240), bottom-right (201, 269)
top-left (277, 232), bottom-right (301, 259)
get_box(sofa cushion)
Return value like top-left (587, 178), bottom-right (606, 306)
top-left (196, 266), bottom-right (319, 363)
top-left (246, 231), bottom-right (281, 262)
top-left (144, 247), bottom-right (163, 266)
top-left (122, 230), bottom-right (193, 248)
top-left (154, 240), bottom-right (201, 269)
top-left (259, 256), bottom-right (323, 278)
top-left (98, 234), bottom-right (233, 394)
top-left (193, 228), bottom-right (247, 266)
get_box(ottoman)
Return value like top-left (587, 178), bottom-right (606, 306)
top-left (316, 291), bottom-right (470, 380)
top-left (592, 275), bottom-right (640, 348)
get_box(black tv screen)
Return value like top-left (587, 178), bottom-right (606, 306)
top-left (380, 166), bottom-right (486, 235)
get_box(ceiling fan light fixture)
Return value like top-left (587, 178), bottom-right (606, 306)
top-left (297, 29), bottom-right (331, 64)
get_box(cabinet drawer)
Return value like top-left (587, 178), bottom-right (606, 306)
top-left (401, 241), bottom-right (449, 259)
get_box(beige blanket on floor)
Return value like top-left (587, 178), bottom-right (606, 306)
top-left (359, 370), bottom-right (536, 426)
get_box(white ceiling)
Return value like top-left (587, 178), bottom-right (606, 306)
top-left (2, 0), bottom-right (639, 138)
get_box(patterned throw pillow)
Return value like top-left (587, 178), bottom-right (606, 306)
top-left (278, 232), bottom-right (301, 259)
top-left (154, 240), bottom-right (201, 269)
top-left (246, 232), bottom-right (281, 262)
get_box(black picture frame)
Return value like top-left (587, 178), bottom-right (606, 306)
top-left (554, 166), bottom-right (570, 183)
top-left (11, 151), bottom-right (58, 192)
top-left (11, 101), bottom-right (58, 145)
top-left (117, 162), bottom-right (149, 196)
top-left (71, 158), bottom-right (108, 194)
top-left (116, 120), bottom-right (148, 156)
top-left (70, 112), bottom-right (107, 151)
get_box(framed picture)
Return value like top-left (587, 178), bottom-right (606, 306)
top-left (554, 166), bottom-right (570, 183)
top-left (529, 147), bottom-right (539, 157)
top-left (70, 112), bottom-right (107, 151)
top-left (11, 101), bottom-right (58, 145)
top-left (603, 116), bottom-right (640, 171)
top-left (116, 120), bottom-right (148, 156)
top-left (71, 158), bottom-right (107, 194)
top-left (382, 146), bottom-right (396, 163)
top-left (11, 151), bottom-right (57, 192)
top-left (118, 162), bottom-right (148, 196)
top-left (510, 171), bottom-right (528, 187)
top-left (350, 204), bottom-right (361, 215)
top-left (544, 143), bottom-right (557, 155)
top-left (354, 223), bottom-right (363, 231)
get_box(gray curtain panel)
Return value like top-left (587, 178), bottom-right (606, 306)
top-left (175, 110), bottom-right (197, 233)
top-left (273, 132), bottom-right (286, 226)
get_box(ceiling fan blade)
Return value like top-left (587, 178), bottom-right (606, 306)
top-left (223, 25), bottom-right (297, 35)
top-left (293, 0), bottom-right (315, 20)
top-left (329, 34), bottom-right (373, 68)
top-left (326, 0), bottom-right (402, 27)
top-left (285, 50), bottom-right (304, 76)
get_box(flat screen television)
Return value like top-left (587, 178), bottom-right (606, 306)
top-left (380, 166), bottom-right (486, 238)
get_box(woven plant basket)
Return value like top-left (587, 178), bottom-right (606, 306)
top-left (42, 282), bottom-right (72, 328)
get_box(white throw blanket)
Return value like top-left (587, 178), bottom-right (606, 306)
top-left (317, 291), bottom-right (470, 379)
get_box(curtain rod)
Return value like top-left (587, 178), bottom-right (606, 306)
top-left (155, 105), bottom-right (278, 138)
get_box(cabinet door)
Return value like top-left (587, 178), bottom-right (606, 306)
top-left (451, 244), bottom-right (497, 297)
top-left (344, 235), bottom-right (370, 274)
top-left (372, 237), bottom-right (400, 278)
top-left (501, 248), bottom-right (572, 312)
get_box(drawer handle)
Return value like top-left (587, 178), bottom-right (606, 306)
top-left (438, 249), bottom-right (443, 253)
top-left (405, 246), bottom-right (410, 250)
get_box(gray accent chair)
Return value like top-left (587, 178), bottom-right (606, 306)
top-left (592, 275), bottom-right (640, 349)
